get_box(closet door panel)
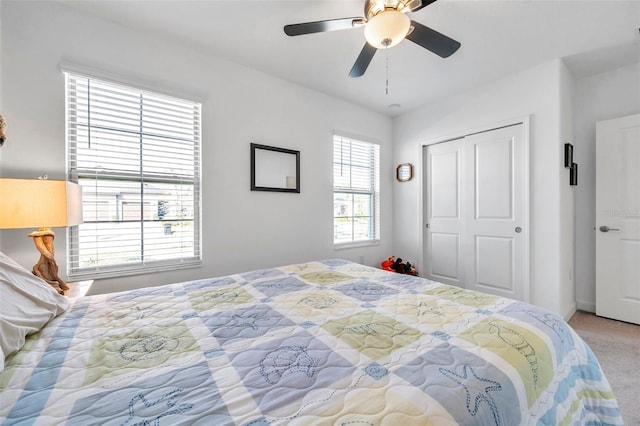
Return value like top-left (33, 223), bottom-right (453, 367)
top-left (465, 124), bottom-right (524, 300)
top-left (475, 235), bottom-right (515, 292)
top-left (423, 139), bottom-right (465, 287)
top-left (430, 150), bottom-right (460, 219)
top-left (474, 137), bottom-right (513, 220)
top-left (431, 233), bottom-right (460, 280)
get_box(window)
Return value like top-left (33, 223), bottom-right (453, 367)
top-left (333, 134), bottom-right (380, 246)
top-left (65, 72), bottom-right (201, 278)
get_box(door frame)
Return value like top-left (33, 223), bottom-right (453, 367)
top-left (418, 116), bottom-right (531, 303)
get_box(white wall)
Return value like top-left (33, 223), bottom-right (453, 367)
top-left (573, 62), bottom-right (640, 312)
top-left (393, 59), bottom-right (574, 317)
top-left (559, 60), bottom-right (576, 317)
top-left (0, 1), bottom-right (394, 294)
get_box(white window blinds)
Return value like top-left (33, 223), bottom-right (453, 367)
top-left (333, 134), bottom-right (380, 245)
top-left (65, 72), bottom-right (202, 279)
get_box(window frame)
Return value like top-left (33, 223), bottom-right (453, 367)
top-left (333, 134), bottom-right (380, 248)
top-left (65, 71), bottom-right (202, 280)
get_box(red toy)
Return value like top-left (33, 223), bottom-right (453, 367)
top-left (381, 256), bottom-right (417, 275)
top-left (381, 256), bottom-right (395, 271)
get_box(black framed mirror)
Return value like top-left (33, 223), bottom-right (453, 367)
top-left (251, 143), bottom-right (300, 193)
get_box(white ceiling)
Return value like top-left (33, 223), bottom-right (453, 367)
top-left (58, 0), bottom-right (640, 116)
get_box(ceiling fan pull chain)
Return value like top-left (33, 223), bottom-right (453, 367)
top-left (385, 49), bottom-right (389, 95)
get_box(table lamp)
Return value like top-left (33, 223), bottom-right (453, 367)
top-left (0, 178), bottom-right (83, 294)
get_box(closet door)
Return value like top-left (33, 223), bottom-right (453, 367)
top-left (464, 124), bottom-right (525, 300)
top-left (423, 124), bottom-right (526, 301)
top-left (596, 114), bottom-right (640, 325)
top-left (423, 138), bottom-right (465, 287)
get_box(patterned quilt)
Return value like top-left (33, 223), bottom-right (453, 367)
top-left (0, 260), bottom-right (621, 425)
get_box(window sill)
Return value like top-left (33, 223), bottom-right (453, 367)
top-left (63, 280), bottom-right (94, 299)
top-left (334, 240), bottom-right (380, 250)
top-left (68, 259), bottom-right (203, 281)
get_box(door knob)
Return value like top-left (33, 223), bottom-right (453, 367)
top-left (599, 225), bottom-right (620, 232)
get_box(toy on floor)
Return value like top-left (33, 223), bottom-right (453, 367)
top-left (381, 256), bottom-right (417, 275)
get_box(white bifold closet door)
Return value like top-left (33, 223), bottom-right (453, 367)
top-left (423, 124), bottom-right (526, 301)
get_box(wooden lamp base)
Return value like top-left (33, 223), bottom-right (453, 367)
top-left (28, 228), bottom-right (68, 295)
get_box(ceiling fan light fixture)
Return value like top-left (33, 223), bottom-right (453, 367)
top-left (284, 0), bottom-right (461, 78)
top-left (364, 9), bottom-right (411, 49)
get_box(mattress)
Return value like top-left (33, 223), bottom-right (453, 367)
top-left (0, 259), bottom-right (622, 425)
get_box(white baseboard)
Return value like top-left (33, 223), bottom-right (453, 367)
top-left (576, 300), bottom-right (596, 313)
top-left (563, 303), bottom-right (577, 321)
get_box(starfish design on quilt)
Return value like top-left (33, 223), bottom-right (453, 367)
top-left (259, 345), bottom-right (319, 385)
top-left (123, 388), bottom-right (194, 425)
top-left (406, 301), bottom-right (445, 318)
top-left (439, 364), bottom-right (502, 426)
top-left (488, 322), bottom-right (539, 387)
top-left (227, 312), bottom-right (265, 331)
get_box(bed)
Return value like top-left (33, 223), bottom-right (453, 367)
top-left (0, 256), bottom-right (622, 425)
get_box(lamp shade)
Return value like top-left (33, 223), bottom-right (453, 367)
top-left (364, 9), bottom-right (411, 49)
top-left (0, 178), bottom-right (83, 229)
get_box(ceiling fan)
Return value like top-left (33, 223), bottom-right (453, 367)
top-left (284, 0), bottom-right (461, 78)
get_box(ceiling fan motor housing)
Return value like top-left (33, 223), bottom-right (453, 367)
top-left (364, 0), bottom-right (422, 19)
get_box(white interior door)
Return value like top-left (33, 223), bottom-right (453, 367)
top-left (423, 123), bottom-right (526, 301)
top-left (596, 114), bottom-right (640, 325)
top-left (423, 138), bottom-right (465, 287)
top-left (463, 124), bottom-right (525, 301)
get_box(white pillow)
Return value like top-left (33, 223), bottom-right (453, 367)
top-left (0, 251), bottom-right (69, 372)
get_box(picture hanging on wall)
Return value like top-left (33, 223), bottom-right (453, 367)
top-left (250, 143), bottom-right (300, 193)
top-left (396, 163), bottom-right (413, 182)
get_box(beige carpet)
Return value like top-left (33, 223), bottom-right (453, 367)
top-left (568, 311), bottom-right (640, 425)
